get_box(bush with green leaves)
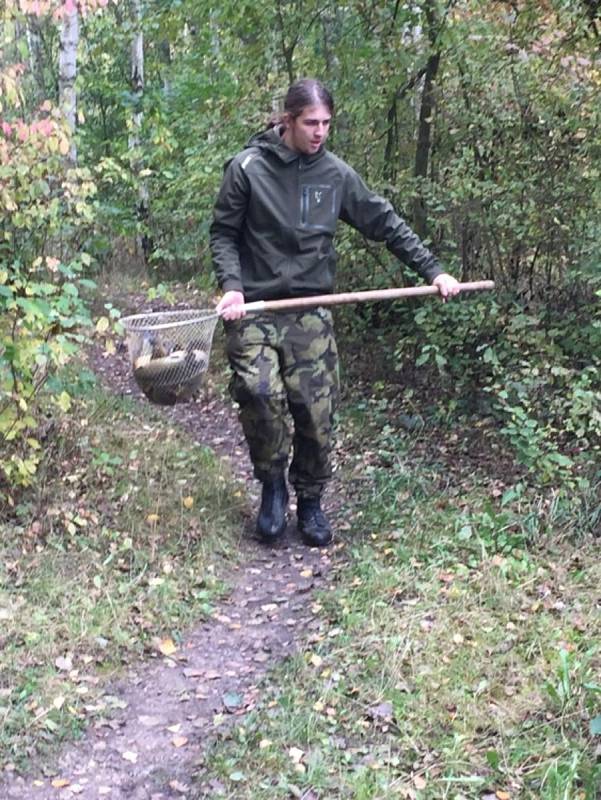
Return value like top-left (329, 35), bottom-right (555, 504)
top-left (0, 68), bottom-right (96, 504)
top-left (392, 280), bottom-right (601, 488)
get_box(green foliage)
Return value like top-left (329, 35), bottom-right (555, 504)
top-left (0, 77), bottom-right (96, 502)
top-left (392, 284), bottom-right (601, 489)
top-left (34, 0), bottom-right (595, 319)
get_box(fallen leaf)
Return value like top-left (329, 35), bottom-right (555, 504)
top-left (172, 735), bottom-right (188, 748)
top-left (223, 691), bottom-right (243, 712)
top-left (51, 778), bottom-right (70, 788)
top-left (496, 792), bottom-right (511, 800)
top-left (289, 746), bottom-right (304, 764)
top-left (146, 513), bottom-right (159, 524)
top-left (169, 780), bottom-right (189, 794)
top-left (183, 496), bottom-right (194, 509)
top-left (182, 668), bottom-right (204, 678)
top-left (139, 715), bottom-right (162, 727)
top-left (158, 638), bottom-right (177, 656)
top-left (95, 316), bottom-right (110, 334)
top-left (253, 652), bottom-right (269, 663)
top-left (55, 655), bottom-right (73, 672)
top-left (300, 568), bottom-right (313, 578)
top-left (413, 774), bottom-right (427, 790)
top-left (205, 669), bottom-right (222, 680)
top-left (368, 701), bottom-right (393, 720)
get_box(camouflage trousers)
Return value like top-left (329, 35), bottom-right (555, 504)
top-left (224, 308), bottom-right (339, 498)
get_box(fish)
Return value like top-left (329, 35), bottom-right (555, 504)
top-left (131, 331), bottom-right (170, 369)
top-left (133, 349), bottom-right (208, 406)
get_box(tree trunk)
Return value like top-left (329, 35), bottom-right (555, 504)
top-left (130, 0), bottom-right (151, 263)
top-left (412, 0), bottom-right (449, 241)
top-left (159, 38), bottom-right (172, 94)
top-left (26, 17), bottom-right (47, 102)
top-left (276, 0), bottom-right (296, 84)
top-left (412, 50), bottom-right (440, 240)
top-left (384, 95), bottom-right (398, 183)
top-left (59, 1), bottom-right (79, 164)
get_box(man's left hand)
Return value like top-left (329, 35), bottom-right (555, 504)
top-left (433, 273), bottom-right (461, 301)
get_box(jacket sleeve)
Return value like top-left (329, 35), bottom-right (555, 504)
top-left (209, 156), bottom-right (250, 293)
top-left (339, 164), bottom-right (443, 284)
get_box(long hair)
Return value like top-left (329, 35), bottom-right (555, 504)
top-left (268, 78), bottom-right (334, 129)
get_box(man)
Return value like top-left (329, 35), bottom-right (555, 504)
top-left (210, 78), bottom-right (459, 547)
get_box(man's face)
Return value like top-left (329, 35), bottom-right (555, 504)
top-left (283, 103), bottom-right (331, 155)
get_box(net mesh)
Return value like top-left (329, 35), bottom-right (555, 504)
top-left (121, 309), bottom-right (219, 405)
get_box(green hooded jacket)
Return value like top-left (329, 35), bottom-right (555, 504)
top-left (210, 128), bottom-right (443, 303)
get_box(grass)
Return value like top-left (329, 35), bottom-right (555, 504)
top-left (0, 382), bottom-right (246, 770)
top-left (194, 401), bottom-right (601, 800)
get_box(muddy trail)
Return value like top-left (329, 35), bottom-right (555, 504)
top-left (1, 337), bottom-right (348, 800)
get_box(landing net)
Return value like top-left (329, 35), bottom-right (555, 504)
top-left (121, 309), bottom-right (220, 405)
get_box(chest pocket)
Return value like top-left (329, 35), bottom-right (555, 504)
top-left (300, 184), bottom-right (337, 231)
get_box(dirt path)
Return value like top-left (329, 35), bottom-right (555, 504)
top-left (1, 343), bottom-right (345, 800)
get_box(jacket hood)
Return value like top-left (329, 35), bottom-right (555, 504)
top-left (246, 126), bottom-right (326, 164)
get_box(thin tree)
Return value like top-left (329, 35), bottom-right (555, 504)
top-left (130, 0), bottom-right (150, 261)
top-left (59, 0), bottom-right (79, 164)
top-left (412, 0), bottom-right (456, 240)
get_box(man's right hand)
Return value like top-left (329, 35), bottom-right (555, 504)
top-left (216, 290), bottom-right (246, 320)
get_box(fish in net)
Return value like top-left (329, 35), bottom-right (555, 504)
top-left (121, 309), bottom-right (219, 406)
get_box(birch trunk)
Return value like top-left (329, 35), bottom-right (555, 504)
top-left (59, 2), bottom-right (79, 164)
top-left (130, 0), bottom-right (150, 261)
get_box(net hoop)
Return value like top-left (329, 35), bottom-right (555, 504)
top-left (121, 308), bottom-right (218, 333)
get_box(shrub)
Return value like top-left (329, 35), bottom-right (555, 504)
top-left (392, 281), bottom-right (601, 487)
top-left (0, 66), bottom-right (95, 506)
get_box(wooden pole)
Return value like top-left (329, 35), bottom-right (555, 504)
top-left (243, 280), bottom-right (495, 313)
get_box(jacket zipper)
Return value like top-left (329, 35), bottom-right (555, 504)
top-left (298, 159), bottom-right (306, 226)
top-left (301, 185), bottom-right (309, 226)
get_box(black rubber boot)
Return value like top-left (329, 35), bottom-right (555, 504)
top-left (297, 497), bottom-right (332, 547)
top-left (256, 477), bottom-right (289, 542)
